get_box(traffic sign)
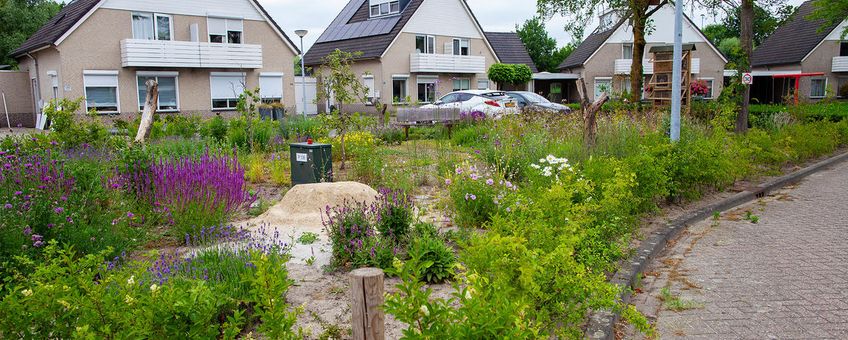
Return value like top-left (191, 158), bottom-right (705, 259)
top-left (742, 73), bottom-right (753, 85)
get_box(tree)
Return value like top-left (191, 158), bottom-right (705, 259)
top-left (315, 49), bottom-right (368, 170)
top-left (702, 4), bottom-right (795, 48)
top-left (515, 17), bottom-right (575, 72)
top-left (809, 0), bottom-right (848, 37)
top-left (0, 0), bottom-right (63, 67)
top-left (538, 0), bottom-right (653, 104)
top-left (487, 64), bottom-right (533, 89)
top-left (294, 55), bottom-right (312, 76)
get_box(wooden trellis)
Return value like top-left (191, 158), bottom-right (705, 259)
top-left (647, 44), bottom-right (695, 115)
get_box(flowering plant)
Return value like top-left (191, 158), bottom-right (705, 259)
top-left (691, 80), bottom-right (710, 97)
top-left (445, 163), bottom-right (516, 228)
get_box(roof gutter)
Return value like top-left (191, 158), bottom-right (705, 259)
top-left (25, 52), bottom-right (42, 121)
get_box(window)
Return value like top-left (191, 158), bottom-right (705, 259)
top-left (84, 71), bottom-right (119, 113)
top-left (363, 75), bottom-right (376, 104)
top-left (841, 42), bottom-right (848, 57)
top-left (132, 13), bottom-right (172, 41)
top-left (699, 78), bottom-right (715, 99)
top-left (594, 78), bottom-right (612, 99)
top-left (210, 73), bottom-right (246, 110)
top-left (392, 76), bottom-right (408, 103)
top-left (477, 78), bottom-right (489, 90)
top-left (416, 35), bottom-right (435, 54)
top-left (369, 0), bottom-right (400, 17)
top-left (453, 38), bottom-right (470, 56)
top-left (810, 77), bottom-right (827, 98)
top-left (137, 72), bottom-right (178, 111)
top-left (208, 17), bottom-right (244, 44)
top-left (259, 73), bottom-right (284, 103)
top-left (417, 76), bottom-right (437, 103)
top-left (622, 43), bottom-right (633, 60)
top-left (452, 78), bottom-right (470, 91)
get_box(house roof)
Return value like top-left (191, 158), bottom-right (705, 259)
top-left (11, 0), bottom-right (299, 59)
top-left (11, 0), bottom-right (100, 58)
top-left (559, 2), bottom-right (724, 70)
top-left (751, 1), bottom-right (838, 67)
top-left (304, 0), bottom-right (423, 65)
top-left (484, 32), bottom-right (537, 72)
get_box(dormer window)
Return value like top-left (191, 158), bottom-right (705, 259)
top-left (370, 0), bottom-right (400, 18)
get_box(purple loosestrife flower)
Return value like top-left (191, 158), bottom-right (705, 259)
top-left (3, 203), bottom-right (11, 209)
top-left (54, 207), bottom-right (64, 214)
top-left (23, 226), bottom-right (32, 236)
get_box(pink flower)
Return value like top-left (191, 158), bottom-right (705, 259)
top-left (445, 179), bottom-right (452, 186)
top-left (3, 203), bottom-right (11, 209)
top-left (455, 167), bottom-right (463, 175)
top-left (486, 179), bottom-right (494, 186)
top-left (127, 212), bottom-right (135, 219)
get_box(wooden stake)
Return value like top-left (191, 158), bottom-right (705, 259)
top-left (134, 79), bottom-right (158, 143)
top-left (350, 268), bottom-right (385, 340)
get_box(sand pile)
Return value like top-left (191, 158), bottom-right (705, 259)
top-left (255, 181), bottom-right (379, 229)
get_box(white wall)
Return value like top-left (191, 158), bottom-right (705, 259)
top-left (294, 76), bottom-right (318, 115)
top-left (402, 0), bottom-right (483, 39)
top-left (607, 5), bottom-right (707, 44)
top-left (101, 0), bottom-right (264, 21)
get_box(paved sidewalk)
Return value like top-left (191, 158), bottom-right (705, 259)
top-left (629, 160), bottom-right (848, 339)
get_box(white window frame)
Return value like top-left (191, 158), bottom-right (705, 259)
top-left (83, 70), bottom-right (120, 114)
top-left (594, 77), bottom-right (612, 99)
top-left (477, 78), bottom-right (490, 90)
top-left (362, 74), bottom-right (376, 105)
top-left (417, 76), bottom-right (438, 104)
top-left (810, 77), bottom-right (827, 99)
top-left (131, 12), bottom-right (173, 41)
top-left (392, 75), bottom-right (409, 104)
top-left (208, 17), bottom-right (244, 45)
top-left (369, 0), bottom-right (400, 18)
top-left (453, 38), bottom-right (470, 56)
top-left (210, 72), bottom-right (246, 110)
top-left (416, 35), bottom-right (435, 54)
top-left (622, 43), bottom-right (633, 60)
top-left (452, 78), bottom-right (470, 91)
top-left (259, 72), bottom-right (285, 104)
top-left (136, 71), bottom-right (180, 112)
top-left (698, 78), bottom-right (715, 99)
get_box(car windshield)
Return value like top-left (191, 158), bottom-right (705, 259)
top-left (521, 92), bottom-right (550, 103)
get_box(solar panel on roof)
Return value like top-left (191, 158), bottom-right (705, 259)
top-left (315, 15), bottom-right (401, 43)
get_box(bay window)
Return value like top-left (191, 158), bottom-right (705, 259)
top-left (137, 72), bottom-right (178, 111)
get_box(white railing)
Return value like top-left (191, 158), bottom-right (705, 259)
top-left (410, 53), bottom-right (486, 74)
top-left (833, 56), bottom-right (848, 73)
top-left (614, 58), bottom-right (701, 75)
top-left (121, 39), bottom-right (262, 69)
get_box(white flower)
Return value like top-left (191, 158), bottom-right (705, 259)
top-left (150, 284), bottom-right (159, 292)
top-left (21, 289), bottom-right (32, 297)
top-left (419, 305), bottom-right (430, 316)
top-left (127, 275), bottom-right (135, 286)
top-left (538, 158), bottom-right (546, 164)
top-left (530, 164), bottom-right (541, 169)
top-left (546, 155), bottom-right (557, 163)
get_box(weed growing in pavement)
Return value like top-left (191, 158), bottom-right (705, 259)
top-left (744, 211), bottom-right (760, 224)
top-left (660, 287), bottom-right (704, 311)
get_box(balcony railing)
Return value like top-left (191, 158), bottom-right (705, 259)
top-left (614, 58), bottom-right (701, 75)
top-left (410, 53), bottom-right (486, 74)
top-left (121, 39), bottom-right (262, 69)
top-left (833, 56), bottom-right (848, 73)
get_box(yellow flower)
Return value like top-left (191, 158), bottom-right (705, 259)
top-left (58, 300), bottom-right (71, 309)
top-left (21, 289), bottom-right (33, 297)
top-left (124, 295), bottom-right (135, 305)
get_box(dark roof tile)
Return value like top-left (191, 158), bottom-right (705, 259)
top-left (484, 32), bottom-right (537, 72)
top-left (11, 0), bottom-right (100, 57)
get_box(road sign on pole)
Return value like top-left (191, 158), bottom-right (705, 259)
top-left (742, 73), bottom-right (753, 85)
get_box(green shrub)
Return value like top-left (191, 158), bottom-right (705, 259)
top-left (374, 189), bottom-right (413, 242)
top-left (407, 235), bottom-right (456, 284)
top-left (44, 98), bottom-right (111, 148)
top-left (445, 164), bottom-right (513, 228)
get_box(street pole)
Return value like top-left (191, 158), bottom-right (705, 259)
top-left (295, 30), bottom-right (309, 118)
top-left (670, 0), bottom-right (684, 142)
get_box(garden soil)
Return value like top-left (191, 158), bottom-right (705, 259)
top-left (238, 182), bottom-right (454, 339)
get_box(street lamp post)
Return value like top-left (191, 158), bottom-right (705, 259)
top-left (670, 0), bottom-right (683, 142)
top-left (295, 30), bottom-right (309, 118)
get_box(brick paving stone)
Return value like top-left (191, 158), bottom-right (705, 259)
top-left (629, 160), bottom-right (848, 339)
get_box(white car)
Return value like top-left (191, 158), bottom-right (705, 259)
top-left (420, 90), bottom-right (519, 118)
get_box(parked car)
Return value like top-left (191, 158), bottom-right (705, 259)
top-left (506, 91), bottom-right (572, 114)
top-left (421, 90), bottom-right (519, 118)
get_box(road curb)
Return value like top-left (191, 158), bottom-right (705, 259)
top-left (587, 151), bottom-right (848, 339)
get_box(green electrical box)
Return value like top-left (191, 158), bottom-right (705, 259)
top-left (290, 143), bottom-right (333, 185)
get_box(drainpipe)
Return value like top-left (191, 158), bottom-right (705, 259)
top-left (25, 52), bottom-right (41, 128)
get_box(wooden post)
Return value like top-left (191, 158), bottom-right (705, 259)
top-left (350, 268), bottom-right (385, 340)
top-left (134, 79), bottom-right (158, 143)
top-left (577, 78), bottom-right (609, 151)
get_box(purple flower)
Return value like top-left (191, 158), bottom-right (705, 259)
top-left (14, 191), bottom-right (22, 196)
top-left (486, 179), bottom-right (494, 186)
top-left (3, 203), bottom-right (11, 209)
top-left (47, 223), bottom-right (54, 229)
top-left (455, 167), bottom-right (463, 175)
top-left (127, 212), bottom-right (135, 218)
top-left (33, 241), bottom-right (44, 248)
top-left (60, 196), bottom-right (67, 202)
top-left (23, 227), bottom-right (32, 236)
top-left (54, 207), bottom-right (64, 214)
top-left (31, 234), bottom-right (43, 242)
top-left (445, 179), bottom-right (452, 186)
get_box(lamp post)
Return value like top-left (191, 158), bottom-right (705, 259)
top-left (670, 0), bottom-right (683, 142)
top-left (295, 29), bottom-right (308, 118)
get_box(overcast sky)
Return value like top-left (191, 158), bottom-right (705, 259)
top-left (261, 0), bottom-right (807, 52)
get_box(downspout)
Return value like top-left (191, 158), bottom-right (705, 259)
top-left (25, 52), bottom-right (41, 127)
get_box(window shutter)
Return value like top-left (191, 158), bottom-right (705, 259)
top-left (260, 75), bottom-right (284, 100)
top-left (444, 42), bottom-right (452, 55)
top-left (227, 19), bottom-right (244, 32)
top-left (208, 17), bottom-right (227, 36)
top-left (211, 74), bottom-right (245, 99)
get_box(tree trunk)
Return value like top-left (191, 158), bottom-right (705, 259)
top-left (737, 0), bottom-right (755, 134)
top-left (630, 2), bottom-right (649, 104)
top-left (578, 78), bottom-right (609, 150)
top-left (135, 80), bottom-right (158, 143)
top-left (340, 132), bottom-right (347, 170)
